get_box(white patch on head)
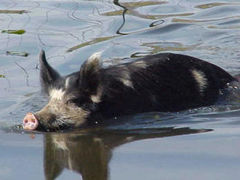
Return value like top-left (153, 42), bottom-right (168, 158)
top-left (132, 60), bottom-right (147, 68)
top-left (65, 77), bottom-right (70, 89)
top-left (87, 51), bottom-right (102, 65)
top-left (192, 69), bottom-right (208, 95)
top-left (49, 88), bottom-right (65, 100)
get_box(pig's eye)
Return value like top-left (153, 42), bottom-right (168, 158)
top-left (67, 97), bottom-right (96, 111)
top-left (66, 98), bottom-right (79, 105)
top-left (66, 97), bottom-right (89, 107)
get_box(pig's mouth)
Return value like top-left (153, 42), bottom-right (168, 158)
top-left (23, 112), bottom-right (74, 132)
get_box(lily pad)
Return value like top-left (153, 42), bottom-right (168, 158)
top-left (2, 29), bottom-right (26, 35)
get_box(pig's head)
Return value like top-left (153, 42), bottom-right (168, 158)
top-left (23, 50), bottom-right (102, 131)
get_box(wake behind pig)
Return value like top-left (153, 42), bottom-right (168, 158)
top-left (23, 50), bottom-right (240, 131)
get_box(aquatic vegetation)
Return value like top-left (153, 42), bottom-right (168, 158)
top-left (0, 10), bottom-right (28, 14)
top-left (196, 3), bottom-right (229, 9)
top-left (6, 51), bottom-right (29, 57)
top-left (2, 29), bottom-right (26, 35)
top-left (67, 36), bottom-right (116, 52)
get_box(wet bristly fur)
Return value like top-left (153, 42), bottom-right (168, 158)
top-left (36, 50), bottom-right (237, 130)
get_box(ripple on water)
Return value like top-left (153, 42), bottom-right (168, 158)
top-left (0, 1), bottom-right (240, 179)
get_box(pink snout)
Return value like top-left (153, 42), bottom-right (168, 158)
top-left (23, 112), bottom-right (39, 130)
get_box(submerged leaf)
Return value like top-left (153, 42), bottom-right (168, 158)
top-left (6, 51), bottom-right (29, 57)
top-left (2, 29), bottom-right (26, 35)
top-left (0, 10), bottom-right (28, 14)
top-left (67, 36), bottom-right (116, 52)
top-left (196, 3), bottom-right (228, 9)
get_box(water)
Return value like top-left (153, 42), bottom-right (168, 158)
top-left (0, 0), bottom-right (240, 179)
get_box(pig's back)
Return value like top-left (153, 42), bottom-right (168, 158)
top-left (97, 53), bottom-right (235, 117)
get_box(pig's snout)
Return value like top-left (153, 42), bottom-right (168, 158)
top-left (23, 112), bottom-right (39, 131)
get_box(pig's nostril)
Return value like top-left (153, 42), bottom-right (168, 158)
top-left (24, 119), bottom-right (28, 124)
top-left (31, 119), bottom-right (36, 123)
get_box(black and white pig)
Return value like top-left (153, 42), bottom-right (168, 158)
top-left (23, 50), bottom-right (240, 131)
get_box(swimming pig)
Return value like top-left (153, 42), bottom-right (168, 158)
top-left (23, 50), bottom-right (238, 131)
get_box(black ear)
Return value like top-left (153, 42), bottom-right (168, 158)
top-left (39, 50), bottom-right (61, 94)
top-left (79, 52), bottom-right (102, 93)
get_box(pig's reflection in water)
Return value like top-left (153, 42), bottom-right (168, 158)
top-left (43, 127), bottom-right (211, 180)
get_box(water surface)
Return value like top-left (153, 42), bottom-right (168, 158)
top-left (1, 0), bottom-right (240, 179)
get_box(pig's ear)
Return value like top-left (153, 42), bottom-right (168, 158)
top-left (39, 50), bottom-right (61, 94)
top-left (79, 52), bottom-right (102, 92)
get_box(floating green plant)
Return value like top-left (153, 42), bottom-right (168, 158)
top-left (0, 75), bottom-right (5, 78)
top-left (0, 10), bottom-right (28, 14)
top-left (2, 29), bottom-right (26, 35)
top-left (6, 51), bottom-right (29, 57)
top-left (67, 36), bottom-right (116, 52)
top-left (196, 3), bottom-right (228, 9)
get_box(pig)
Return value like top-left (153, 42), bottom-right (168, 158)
top-left (23, 50), bottom-right (239, 131)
